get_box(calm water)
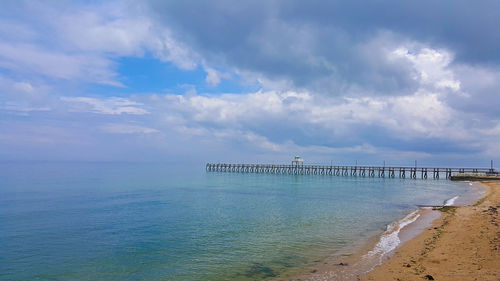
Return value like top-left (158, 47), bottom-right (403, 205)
top-left (0, 162), bottom-right (470, 280)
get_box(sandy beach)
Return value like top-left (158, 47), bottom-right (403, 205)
top-left (361, 181), bottom-right (500, 281)
top-left (283, 181), bottom-right (499, 281)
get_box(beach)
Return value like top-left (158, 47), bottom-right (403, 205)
top-left (361, 180), bottom-right (500, 281)
top-left (284, 181), bottom-right (499, 281)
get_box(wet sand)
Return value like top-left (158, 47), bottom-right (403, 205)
top-left (361, 181), bottom-right (500, 281)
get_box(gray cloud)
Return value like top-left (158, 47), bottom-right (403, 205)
top-left (146, 0), bottom-right (500, 95)
top-left (446, 65), bottom-right (500, 119)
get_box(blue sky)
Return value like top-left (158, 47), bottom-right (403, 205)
top-left (0, 0), bottom-right (499, 167)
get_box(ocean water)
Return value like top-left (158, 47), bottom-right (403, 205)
top-left (0, 162), bottom-right (470, 280)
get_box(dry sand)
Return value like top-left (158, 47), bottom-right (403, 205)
top-left (361, 181), bottom-right (500, 281)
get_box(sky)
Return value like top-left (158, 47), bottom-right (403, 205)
top-left (0, 0), bottom-right (499, 167)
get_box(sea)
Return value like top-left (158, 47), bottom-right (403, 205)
top-left (0, 162), bottom-right (474, 280)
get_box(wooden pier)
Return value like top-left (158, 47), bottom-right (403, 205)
top-left (206, 163), bottom-right (495, 180)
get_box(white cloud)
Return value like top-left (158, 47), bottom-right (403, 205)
top-left (100, 123), bottom-right (159, 134)
top-left (231, 132), bottom-right (378, 155)
top-left (1, 102), bottom-right (50, 112)
top-left (55, 5), bottom-right (198, 70)
top-left (0, 75), bottom-right (54, 114)
top-left (0, 2), bottom-right (199, 87)
top-left (204, 66), bottom-right (231, 86)
top-left (391, 47), bottom-right (461, 91)
top-left (0, 75), bottom-right (43, 97)
top-left (479, 122), bottom-right (500, 137)
top-left (12, 82), bottom-right (35, 94)
top-left (61, 97), bottom-right (149, 115)
top-left (205, 67), bottom-right (222, 86)
top-left (154, 43), bottom-right (471, 146)
top-left (153, 49), bottom-right (494, 152)
top-left (0, 42), bottom-right (122, 86)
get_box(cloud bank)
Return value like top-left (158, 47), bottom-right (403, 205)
top-left (0, 0), bottom-right (498, 166)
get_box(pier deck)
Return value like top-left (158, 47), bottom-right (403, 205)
top-left (206, 163), bottom-right (496, 180)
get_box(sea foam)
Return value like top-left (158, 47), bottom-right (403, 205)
top-left (363, 210), bottom-right (420, 267)
top-left (444, 196), bottom-right (459, 206)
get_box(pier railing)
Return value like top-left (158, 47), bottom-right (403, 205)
top-left (206, 163), bottom-right (495, 180)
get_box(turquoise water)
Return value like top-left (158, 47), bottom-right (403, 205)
top-left (0, 162), bottom-right (469, 280)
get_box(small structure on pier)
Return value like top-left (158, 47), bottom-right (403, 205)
top-left (292, 156), bottom-right (304, 167)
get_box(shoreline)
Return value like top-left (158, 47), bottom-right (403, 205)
top-left (281, 181), bottom-right (496, 281)
top-left (278, 209), bottom-right (442, 281)
top-left (362, 181), bottom-right (499, 280)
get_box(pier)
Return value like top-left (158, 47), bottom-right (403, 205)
top-left (205, 163), bottom-right (496, 180)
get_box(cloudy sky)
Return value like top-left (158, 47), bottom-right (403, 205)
top-left (1, 0), bottom-right (499, 167)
